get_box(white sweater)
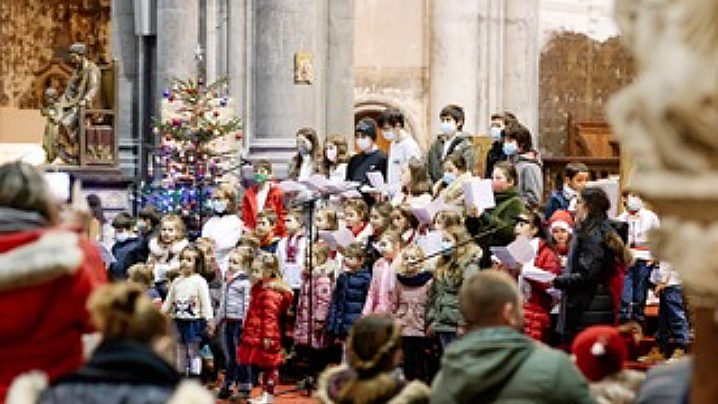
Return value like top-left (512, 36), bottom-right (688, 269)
top-left (162, 273), bottom-right (214, 320)
top-left (201, 214), bottom-right (243, 275)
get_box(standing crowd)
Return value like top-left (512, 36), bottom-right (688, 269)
top-left (0, 105), bottom-right (691, 404)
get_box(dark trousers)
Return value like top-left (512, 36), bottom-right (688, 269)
top-left (657, 285), bottom-right (690, 354)
top-left (620, 259), bottom-right (653, 322)
top-left (223, 320), bottom-right (252, 391)
top-left (402, 336), bottom-right (432, 383)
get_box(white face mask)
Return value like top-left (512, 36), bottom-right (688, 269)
top-left (439, 121), bottom-right (457, 136)
top-left (626, 195), bottom-right (643, 212)
top-left (115, 232), bottom-right (129, 243)
top-left (326, 147), bottom-right (338, 162)
top-left (357, 137), bottom-right (372, 151)
top-left (382, 130), bottom-right (395, 141)
top-left (490, 127), bottom-right (503, 141)
top-left (213, 200), bottom-right (227, 213)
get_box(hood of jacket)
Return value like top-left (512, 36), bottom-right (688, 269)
top-left (396, 271), bottom-right (433, 287)
top-left (317, 365), bottom-right (430, 404)
top-left (436, 327), bottom-right (535, 403)
top-left (0, 229), bottom-right (82, 292)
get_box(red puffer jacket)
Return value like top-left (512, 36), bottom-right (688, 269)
top-left (0, 229), bottom-right (107, 402)
top-left (523, 241), bottom-right (562, 342)
top-left (238, 278), bottom-right (293, 368)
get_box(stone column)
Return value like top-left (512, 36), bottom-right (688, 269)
top-left (477, 0), bottom-right (506, 135)
top-left (429, 0), bottom-right (482, 135)
top-left (156, 0), bottom-right (199, 97)
top-left (111, 0), bottom-right (137, 176)
top-left (325, 0), bottom-right (355, 138)
top-left (504, 0), bottom-right (539, 135)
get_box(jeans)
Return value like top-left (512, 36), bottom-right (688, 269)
top-left (223, 320), bottom-right (252, 391)
top-left (657, 285), bottom-right (690, 353)
top-left (619, 259), bottom-right (653, 322)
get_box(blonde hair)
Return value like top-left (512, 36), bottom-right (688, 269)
top-left (159, 214), bottom-right (186, 240)
top-left (317, 208), bottom-right (338, 231)
top-left (88, 283), bottom-right (169, 343)
top-left (214, 183), bottom-right (238, 213)
top-left (436, 225), bottom-right (479, 281)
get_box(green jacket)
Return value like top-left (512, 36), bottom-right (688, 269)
top-left (426, 250), bottom-right (481, 333)
top-left (431, 327), bottom-right (596, 404)
top-left (427, 134), bottom-right (476, 183)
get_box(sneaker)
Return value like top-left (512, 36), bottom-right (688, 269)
top-left (637, 347), bottom-right (665, 365)
top-left (667, 348), bottom-right (685, 363)
top-left (250, 392), bottom-right (274, 404)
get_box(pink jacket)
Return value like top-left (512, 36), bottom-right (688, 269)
top-left (362, 258), bottom-right (396, 316)
top-left (393, 272), bottom-right (433, 337)
top-left (294, 264), bottom-right (333, 349)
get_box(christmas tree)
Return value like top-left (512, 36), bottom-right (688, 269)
top-left (136, 75), bottom-right (243, 237)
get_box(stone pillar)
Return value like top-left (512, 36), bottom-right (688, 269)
top-left (227, 0), bottom-right (250, 155)
top-left (156, 0), bottom-right (199, 97)
top-left (477, 0), bottom-right (506, 136)
top-left (429, 0), bottom-right (482, 135)
top-left (111, 0), bottom-right (137, 176)
top-left (504, 0), bottom-right (539, 135)
top-left (325, 0), bottom-right (355, 138)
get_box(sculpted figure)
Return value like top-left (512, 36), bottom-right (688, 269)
top-left (609, 0), bottom-right (718, 174)
top-left (44, 43), bottom-right (101, 164)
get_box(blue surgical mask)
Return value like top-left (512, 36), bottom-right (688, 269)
top-left (440, 240), bottom-right (454, 257)
top-left (443, 172), bottom-right (456, 185)
top-left (357, 137), bottom-right (372, 151)
top-left (503, 141), bottom-right (518, 156)
top-left (439, 121), bottom-right (457, 136)
top-left (490, 127), bottom-right (503, 141)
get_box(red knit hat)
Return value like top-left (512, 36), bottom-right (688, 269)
top-left (572, 325), bottom-right (627, 382)
top-left (548, 210), bottom-right (574, 233)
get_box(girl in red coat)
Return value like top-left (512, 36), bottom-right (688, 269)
top-left (241, 159), bottom-right (286, 238)
top-left (238, 252), bottom-right (293, 404)
top-left (517, 210), bottom-right (574, 343)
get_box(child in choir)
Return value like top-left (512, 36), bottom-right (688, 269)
top-left (391, 157), bottom-right (433, 208)
top-left (127, 263), bottom-right (162, 307)
top-left (255, 210), bottom-right (281, 254)
top-left (241, 159), bottom-right (286, 237)
top-left (363, 230), bottom-right (403, 316)
top-left (294, 243), bottom-right (335, 378)
top-left (393, 245), bottom-right (433, 382)
top-left (201, 184), bottom-right (243, 275)
top-left (147, 214), bottom-right (189, 299)
top-left (161, 244), bottom-right (214, 377)
top-left (238, 253), bottom-right (293, 404)
top-left (544, 161), bottom-right (590, 219)
top-left (391, 204), bottom-right (420, 245)
top-left (215, 245), bottom-right (255, 400)
top-left (432, 153), bottom-right (472, 208)
top-left (366, 201), bottom-right (393, 267)
top-left (432, 209), bottom-right (462, 232)
top-left (327, 243), bottom-right (373, 342)
top-left (277, 209), bottom-right (306, 296)
top-left (343, 198), bottom-right (372, 243)
top-left (427, 225), bottom-right (482, 352)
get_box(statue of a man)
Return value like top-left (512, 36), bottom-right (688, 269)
top-left (46, 43), bottom-right (101, 164)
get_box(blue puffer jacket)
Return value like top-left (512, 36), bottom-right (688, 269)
top-left (326, 267), bottom-right (372, 338)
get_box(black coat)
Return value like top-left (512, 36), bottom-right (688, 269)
top-left (38, 340), bottom-right (181, 404)
top-left (554, 220), bottom-right (617, 343)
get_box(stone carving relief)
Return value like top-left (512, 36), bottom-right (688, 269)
top-left (0, 0), bottom-right (110, 109)
top-left (539, 32), bottom-right (634, 156)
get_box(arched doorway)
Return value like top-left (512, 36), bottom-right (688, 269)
top-left (354, 101), bottom-right (419, 154)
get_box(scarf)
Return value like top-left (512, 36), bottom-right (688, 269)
top-left (0, 207), bottom-right (48, 233)
top-left (563, 184), bottom-right (578, 211)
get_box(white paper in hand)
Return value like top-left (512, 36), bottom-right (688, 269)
top-left (411, 197), bottom-right (453, 224)
top-left (416, 231), bottom-right (444, 257)
top-left (521, 264), bottom-right (557, 283)
top-left (490, 237), bottom-right (536, 268)
top-left (463, 178), bottom-right (495, 210)
top-left (279, 180), bottom-right (307, 193)
top-left (366, 171), bottom-right (389, 194)
top-left (318, 228), bottom-right (356, 249)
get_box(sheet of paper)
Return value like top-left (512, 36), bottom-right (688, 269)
top-left (521, 264), bottom-right (557, 283)
top-left (463, 178), bottom-right (495, 211)
top-left (278, 180), bottom-right (307, 193)
top-left (490, 237), bottom-right (536, 268)
top-left (411, 197), bottom-right (454, 224)
top-left (489, 246), bottom-right (518, 268)
top-left (318, 228), bottom-right (356, 249)
top-left (416, 231), bottom-right (444, 257)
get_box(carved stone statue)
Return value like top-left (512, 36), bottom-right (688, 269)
top-left (609, 0), bottom-right (718, 401)
top-left (44, 43), bottom-right (101, 164)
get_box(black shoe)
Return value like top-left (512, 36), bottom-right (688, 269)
top-left (218, 387), bottom-right (232, 399)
